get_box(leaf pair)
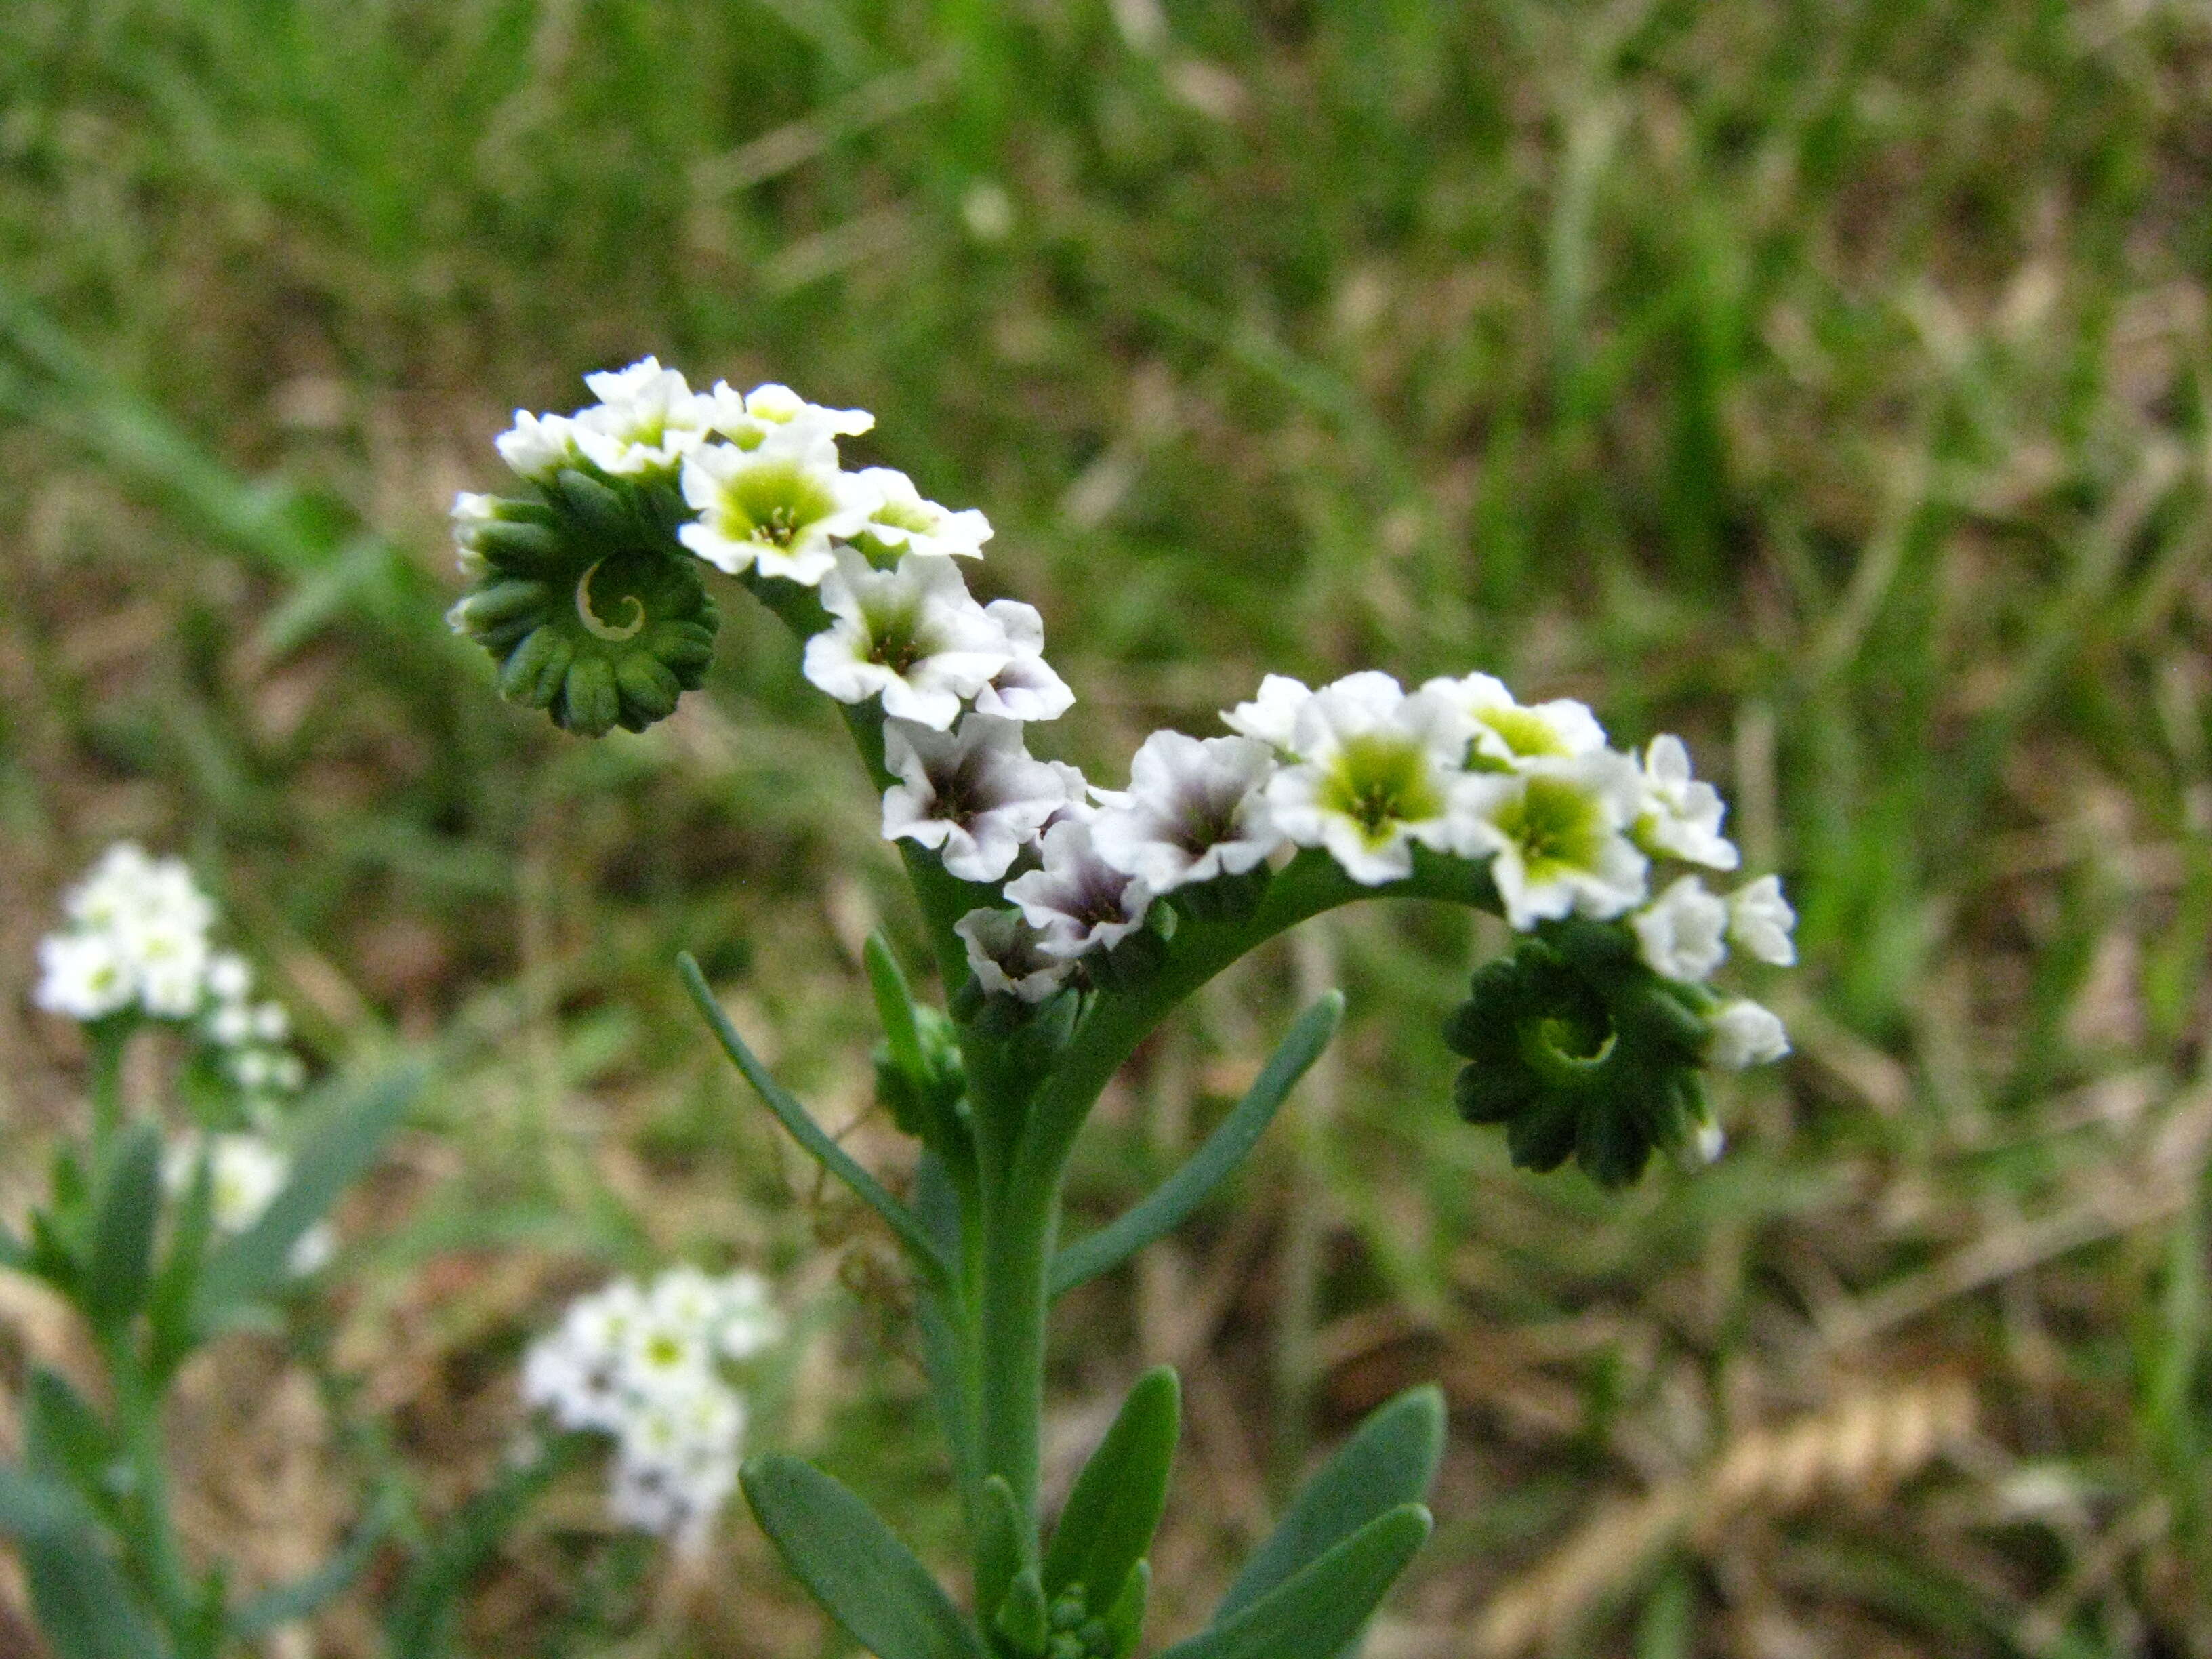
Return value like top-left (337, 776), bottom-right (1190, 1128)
top-left (1164, 1385), bottom-right (1446, 1659)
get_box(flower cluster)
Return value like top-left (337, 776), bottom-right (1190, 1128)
top-left (446, 359), bottom-right (1065, 740)
top-left (520, 1266), bottom-right (783, 1551)
top-left (35, 845), bottom-right (308, 1101)
top-left (161, 1133), bottom-right (333, 1277)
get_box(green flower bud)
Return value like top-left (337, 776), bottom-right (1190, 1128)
top-left (447, 479), bottom-right (719, 736)
top-left (1443, 918), bottom-right (1718, 1188)
top-left (872, 1004), bottom-right (969, 1143)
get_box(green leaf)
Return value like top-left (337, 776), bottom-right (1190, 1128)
top-left (197, 1061), bottom-right (424, 1323)
top-left (231, 1490), bottom-right (396, 1637)
top-left (867, 931), bottom-right (928, 1080)
top-left (1216, 1385), bottom-right (1445, 1624)
top-left (0, 1214), bottom-right (24, 1270)
top-left (1161, 1506), bottom-right (1432, 1659)
top-left (0, 1464), bottom-right (166, 1659)
top-left (1051, 995), bottom-right (1342, 1298)
top-left (23, 1369), bottom-right (117, 1517)
top-left (84, 1123), bottom-right (164, 1331)
top-left (741, 1454), bottom-right (984, 1659)
top-left (993, 1568), bottom-right (1048, 1656)
top-left (976, 1474), bottom-right (1031, 1630)
top-left (1041, 1368), bottom-right (1179, 1615)
top-left (1104, 1560), bottom-right (1149, 1659)
top-left (680, 954), bottom-right (952, 1287)
top-left (147, 1149), bottom-right (216, 1383)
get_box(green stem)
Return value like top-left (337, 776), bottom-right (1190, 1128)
top-left (88, 1019), bottom-right (129, 1154)
top-left (972, 1162), bottom-right (1056, 1536)
top-left (104, 1340), bottom-right (196, 1647)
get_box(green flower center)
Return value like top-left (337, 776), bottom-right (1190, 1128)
top-left (1479, 705), bottom-right (1570, 758)
top-left (863, 600), bottom-right (926, 674)
top-left (872, 499), bottom-right (939, 535)
top-left (641, 1332), bottom-right (687, 1370)
top-left (1494, 775), bottom-right (1605, 878)
top-left (1318, 734), bottom-right (1444, 846)
top-left (716, 462), bottom-right (835, 547)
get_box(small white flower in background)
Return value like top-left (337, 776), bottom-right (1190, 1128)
top-left (1420, 672), bottom-right (1607, 771)
top-left (37, 845), bottom-right (217, 1023)
top-left (1631, 876), bottom-right (1731, 982)
top-left (520, 1267), bottom-right (777, 1551)
top-left (699, 381), bottom-right (874, 449)
top-left (163, 1134), bottom-right (331, 1277)
top-left (1264, 673), bottom-right (1480, 886)
top-left (1635, 735), bottom-right (1740, 871)
top-left (1458, 751), bottom-right (1651, 929)
top-left (846, 468), bottom-right (993, 562)
top-left (33, 931), bottom-right (134, 1021)
top-left (1222, 674), bottom-right (1314, 754)
top-left (571, 358), bottom-right (711, 477)
top-left (206, 953), bottom-right (253, 1003)
top-left (1728, 874), bottom-right (1797, 965)
top-left (802, 550), bottom-right (1012, 729)
top-left (1004, 821), bottom-right (1155, 961)
top-left (1707, 998), bottom-right (1791, 1069)
top-left (881, 715), bottom-right (1070, 882)
top-left (970, 601), bottom-right (1076, 724)
top-left (678, 424), bottom-right (878, 585)
top-left (1092, 732), bottom-right (1281, 893)
top-left (954, 908), bottom-right (1074, 1003)
top-left (493, 410), bottom-right (582, 480)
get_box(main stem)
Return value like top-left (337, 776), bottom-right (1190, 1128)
top-left (973, 1161), bottom-right (1057, 1536)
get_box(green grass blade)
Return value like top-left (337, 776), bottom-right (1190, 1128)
top-left (679, 954), bottom-right (951, 1286)
top-left (1051, 994), bottom-right (1342, 1299)
top-left (741, 1454), bottom-right (984, 1659)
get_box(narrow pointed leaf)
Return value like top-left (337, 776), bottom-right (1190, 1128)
top-left (198, 1061), bottom-right (424, 1322)
top-left (680, 955), bottom-right (951, 1286)
top-left (866, 932), bottom-right (928, 1080)
top-left (24, 1370), bottom-right (116, 1517)
top-left (976, 1474), bottom-right (1030, 1629)
top-left (1217, 1384), bottom-right (1445, 1622)
top-left (1105, 1559), bottom-right (1149, 1659)
top-left (147, 1149), bottom-right (216, 1382)
top-left (231, 1490), bottom-right (396, 1637)
top-left (1052, 995), bottom-right (1341, 1298)
top-left (0, 1465), bottom-right (165, 1659)
top-left (1162, 1505), bottom-right (1432, 1659)
top-left (385, 1438), bottom-right (576, 1657)
top-left (84, 1123), bottom-right (163, 1330)
top-left (1042, 1368), bottom-right (1179, 1614)
top-left (994, 1568), bottom-right (1048, 1656)
top-left (741, 1454), bottom-right (983, 1659)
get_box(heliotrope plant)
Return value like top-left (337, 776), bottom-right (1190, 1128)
top-left (446, 361), bottom-right (1798, 1657)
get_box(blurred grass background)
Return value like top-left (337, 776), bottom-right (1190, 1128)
top-left (3, 0), bottom-right (2211, 1652)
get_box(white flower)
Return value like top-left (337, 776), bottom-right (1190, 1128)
top-left (699, 380), bottom-right (874, 449)
top-left (33, 931), bottom-right (135, 1021)
top-left (954, 908), bottom-right (1074, 1002)
top-left (802, 550), bottom-right (1012, 729)
top-left (1728, 874), bottom-right (1797, 965)
top-left (1458, 751), bottom-right (1650, 929)
top-left (1708, 999), bottom-right (1790, 1069)
top-left (610, 1378), bottom-right (744, 1551)
top-left (449, 493), bottom-right (498, 580)
top-left (1004, 821), bottom-right (1155, 961)
top-left (847, 468), bottom-right (992, 560)
top-left (882, 715), bottom-right (1069, 882)
top-left (1222, 674), bottom-right (1314, 753)
top-left (493, 410), bottom-right (582, 480)
top-left (1092, 732), bottom-right (1281, 893)
top-left (1631, 876), bottom-right (1730, 982)
top-left (209, 1002), bottom-right (255, 1046)
top-left (163, 1134), bottom-right (331, 1277)
top-left (523, 1280), bottom-right (647, 1433)
top-left (206, 953), bottom-right (253, 1003)
top-left (251, 1002), bottom-right (291, 1042)
top-left (571, 357), bottom-right (710, 477)
top-left (617, 1303), bottom-right (718, 1406)
top-left (713, 1270), bottom-right (784, 1361)
top-left (1263, 674), bottom-right (1479, 885)
top-left (1420, 672), bottom-right (1606, 770)
top-left (678, 425), bottom-right (877, 584)
top-left (970, 601), bottom-right (1075, 724)
top-left (1635, 735), bottom-right (1739, 870)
